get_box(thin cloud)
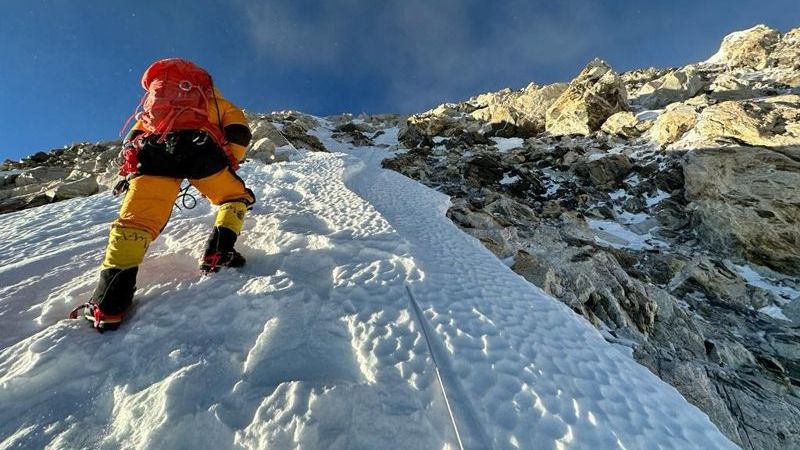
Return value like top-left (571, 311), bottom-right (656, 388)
top-left (235, 0), bottom-right (605, 112)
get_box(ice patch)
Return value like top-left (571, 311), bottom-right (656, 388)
top-left (587, 146), bottom-right (625, 162)
top-left (623, 174), bottom-right (641, 187)
top-left (609, 189), bottom-right (628, 201)
top-left (734, 264), bottom-right (798, 322)
top-left (616, 211), bottom-right (651, 226)
top-left (373, 127), bottom-right (400, 147)
top-left (540, 169), bottom-right (564, 198)
top-left (544, 180), bottom-right (561, 197)
top-left (735, 264), bottom-right (800, 302)
top-left (587, 219), bottom-right (666, 250)
top-left (758, 305), bottom-right (791, 322)
top-left (734, 265), bottom-right (800, 302)
top-left (636, 110), bottom-right (664, 121)
top-left (500, 173), bottom-right (520, 185)
top-left (587, 152), bottom-right (610, 162)
top-left (645, 190), bottom-right (670, 207)
top-left (490, 137), bottom-right (524, 153)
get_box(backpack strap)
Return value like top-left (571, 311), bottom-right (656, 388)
top-left (119, 92), bottom-right (147, 138)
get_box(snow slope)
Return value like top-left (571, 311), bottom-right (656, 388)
top-left (0, 121), bottom-right (737, 449)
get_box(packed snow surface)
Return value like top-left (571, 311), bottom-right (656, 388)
top-left (0, 121), bottom-right (737, 449)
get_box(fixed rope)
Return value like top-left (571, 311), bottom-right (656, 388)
top-left (405, 284), bottom-right (466, 450)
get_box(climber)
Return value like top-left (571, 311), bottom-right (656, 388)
top-left (70, 58), bottom-right (254, 331)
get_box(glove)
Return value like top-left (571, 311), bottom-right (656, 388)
top-left (112, 177), bottom-right (131, 197)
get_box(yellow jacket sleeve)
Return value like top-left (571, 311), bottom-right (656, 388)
top-left (209, 89), bottom-right (251, 163)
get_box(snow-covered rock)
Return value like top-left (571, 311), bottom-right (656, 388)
top-left (706, 24), bottom-right (781, 70)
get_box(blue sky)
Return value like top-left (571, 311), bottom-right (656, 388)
top-left (1, 0), bottom-right (798, 161)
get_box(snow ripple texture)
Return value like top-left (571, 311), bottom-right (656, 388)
top-left (0, 125), bottom-right (737, 449)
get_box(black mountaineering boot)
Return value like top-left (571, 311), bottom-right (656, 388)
top-left (70, 267), bottom-right (138, 331)
top-left (200, 226), bottom-right (246, 273)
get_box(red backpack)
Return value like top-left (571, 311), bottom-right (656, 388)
top-left (120, 58), bottom-right (233, 175)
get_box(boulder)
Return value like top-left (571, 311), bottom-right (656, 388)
top-left (621, 67), bottom-right (674, 94)
top-left (680, 95), bottom-right (800, 148)
top-left (684, 146), bottom-right (800, 275)
top-left (407, 103), bottom-right (479, 137)
top-left (649, 103), bottom-right (699, 146)
top-left (0, 172), bottom-right (18, 188)
top-left (770, 27), bottom-right (800, 68)
top-left (246, 120), bottom-right (296, 163)
top-left (510, 218), bottom-right (661, 339)
top-left (250, 120), bottom-right (291, 146)
top-left (272, 111), bottom-right (319, 132)
top-left (281, 123), bottom-right (327, 153)
top-left (29, 151), bottom-right (50, 163)
top-left (49, 175), bottom-right (99, 201)
top-left (248, 137), bottom-right (278, 163)
top-left (631, 67), bottom-right (706, 109)
top-left (469, 82), bottom-right (568, 136)
top-left (769, 27), bottom-right (800, 87)
top-left (332, 128), bottom-right (374, 146)
top-left (545, 59), bottom-right (628, 136)
top-left (0, 182), bottom-right (50, 201)
top-left (397, 123), bottom-right (431, 149)
top-left (601, 111), bottom-right (650, 138)
top-left (707, 24), bottom-right (781, 70)
top-left (463, 154), bottom-right (504, 187)
top-left (668, 256), bottom-right (769, 309)
top-left (707, 73), bottom-right (758, 101)
top-left (0, 192), bottom-right (53, 214)
top-left (13, 166), bottom-right (71, 187)
top-left (574, 153), bottom-right (633, 189)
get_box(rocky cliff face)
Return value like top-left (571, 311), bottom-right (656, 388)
top-left (2, 23), bottom-right (799, 450)
top-left (385, 24), bottom-right (800, 450)
top-left (1, 143), bottom-right (120, 214)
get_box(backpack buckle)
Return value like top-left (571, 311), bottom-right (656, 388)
top-left (178, 80), bottom-right (193, 91)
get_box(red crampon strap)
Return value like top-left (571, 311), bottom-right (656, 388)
top-left (68, 303), bottom-right (91, 320)
top-left (92, 306), bottom-right (104, 329)
top-left (202, 252), bottom-right (222, 273)
top-left (68, 303), bottom-right (102, 328)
